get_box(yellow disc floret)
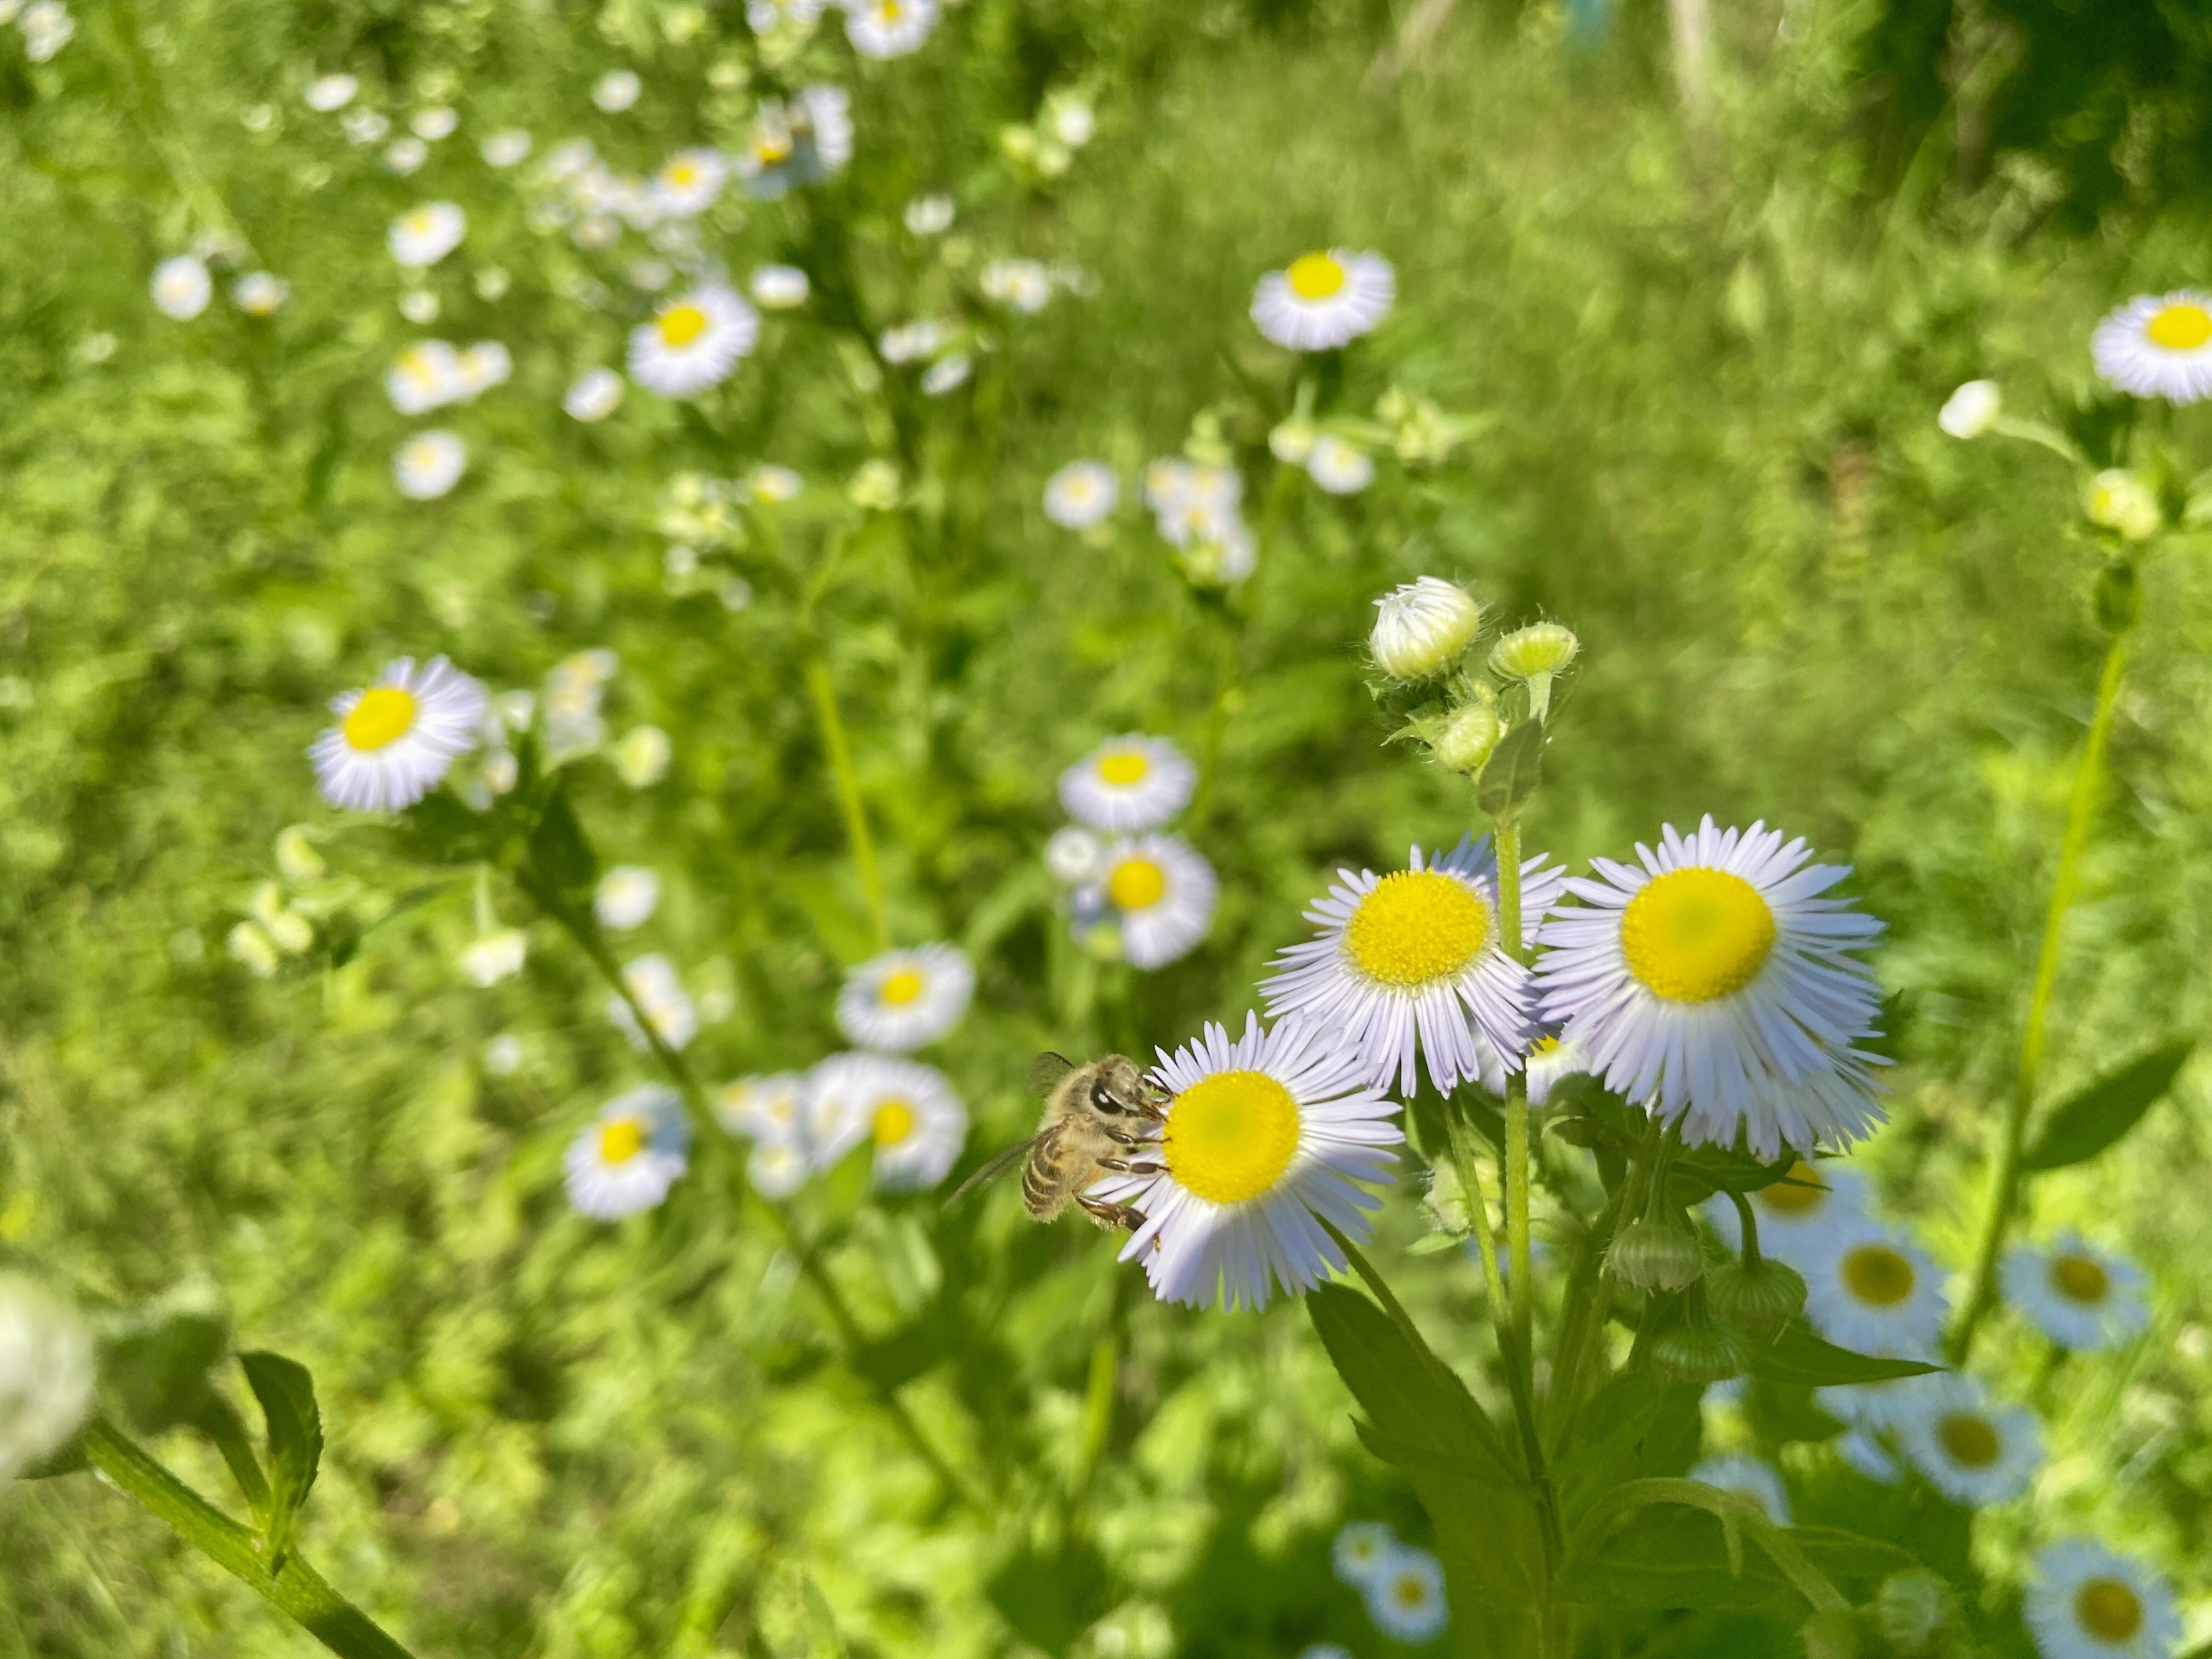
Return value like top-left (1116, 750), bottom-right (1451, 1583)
top-left (879, 969), bottom-right (925, 1006)
top-left (2076, 1579), bottom-right (2143, 1642)
top-left (1936, 1412), bottom-right (2000, 1469)
top-left (1841, 1243), bottom-right (1915, 1307)
top-left (2146, 303), bottom-right (2212, 352)
top-left (343, 687), bottom-right (419, 752)
top-left (598, 1118), bottom-right (644, 1164)
top-left (1165, 1069), bottom-right (1300, 1204)
top-left (1621, 867), bottom-right (1777, 1002)
top-left (1286, 253), bottom-right (1346, 301)
top-left (1109, 856), bottom-right (1167, 910)
top-left (1343, 869), bottom-right (1492, 988)
top-left (2051, 1254), bottom-right (2110, 1304)
top-left (1755, 1160), bottom-right (1827, 1217)
top-left (1098, 751), bottom-right (1150, 786)
top-left (657, 303), bottom-right (710, 347)
top-left (873, 1099), bottom-right (915, 1145)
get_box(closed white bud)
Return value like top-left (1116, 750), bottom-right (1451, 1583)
top-left (1936, 379), bottom-right (2001, 439)
top-left (0, 1274), bottom-right (96, 1487)
top-left (1045, 826), bottom-right (1104, 886)
top-left (2085, 469), bottom-right (2161, 541)
top-left (1429, 703), bottom-right (1503, 775)
top-left (1369, 577), bottom-right (1482, 682)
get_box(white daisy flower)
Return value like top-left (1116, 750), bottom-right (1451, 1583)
top-left (652, 148), bottom-right (726, 217)
top-left (835, 943), bottom-right (975, 1052)
top-left (303, 73), bottom-right (358, 112)
top-left (1363, 1545), bottom-right (1449, 1644)
top-left (805, 1052), bottom-right (967, 1190)
top-left (747, 464), bottom-right (803, 502)
top-left (628, 287), bottom-right (759, 397)
top-left (716, 1072), bottom-right (810, 1142)
top-left (748, 1139), bottom-right (813, 1198)
top-left (1144, 458), bottom-right (1244, 545)
top-left (1058, 735), bottom-right (1197, 832)
top-left (388, 201), bottom-right (466, 268)
top-left (2001, 1233), bottom-right (2150, 1353)
top-left (1938, 379), bottom-right (2002, 439)
top-left (592, 70), bottom-right (641, 113)
top-left (564, 1084), bottom-right (689, 1218)
top-left (308, 655), bottom-right (486, 813)
top-left (1093, 834), bottom-right (1217, 969)
top-left (1333, 1520), bottom-right (1398, 1586)
top-left (459, 341), bottom-right (512, 398)
top-left (750, 264), bottom-right (810, 309)
top-left (1894, 1375), bottom-right (2041, 1507)
top-left (21, 2), bottom-right (73, 62)
top-left (2091, 291), bottom-right (2212, 404)
top-left (1523, 1034), bottom-right (1590, 1106)
top-left (386, 340), bottom-right (468, 415)
top-left (607, 953), bottom-right (697, 1051)
top-left (1044, 460), bottom-right (1118, 528)
top-left (482, 128), bottom-right (531, 167)
top-left (594, 866), bottom-right (661, 932)
top-left (748, 0), bottom-right (825, 29)
top-left (343, 109), bottom-right (391, 146)
top-left (1306, 435), bottom-right (1375, 495)
top-left (879, 319), bottom-right (945, 363)
top-left (1045, 826), bottom-right (1104, 886)
top-left (393, 430), bottom-right (468, 499)
top-left (1250, 249), bottom-right (1395, 352)
top-left (1703, 1157), bottom-right (1871, 1265)
top-left (411, 106), bottom-right (458, 141)
top-left (564, 367), bottom-right (625, 422)
top-left (845, 0), bottom-right (936, 58)
top-left (1800, 1221), bottom-right (1947, 1358)
top-left (904, 192), bottom-right (955, 235)
top-left (1534, 816), bottom-right (1888, 1157)
top-left (1262, 834), bottom-right (1564, 1098)
top-left (232, 273), bottom-right (289, 316)
top-left (981, 257), bottom-right (1052, 313)
top-left (1688, 1453), bottom-right (1792, 1525)
top-left (1094, 1012), bottom-right (1402, 1310)
top-left (2025, 1540), bottom-right (2184, 1659)
top-left (1368, 576), bottom-right (1481, 681)
top-left (1835, 1429), bottom-right (1903, 1485)
top-left (151, 255), bottom-right (212, 320)
top-left (0, 1274), bottom-right (96, 1487)
top-left (735, 86), bottom-right (852, 195)
top-left (384, 137), bottom-right (429, 175)
top-left (458, 929), bottom-right (528, 987)
top-left (921, 355), bottom-right (972, 396)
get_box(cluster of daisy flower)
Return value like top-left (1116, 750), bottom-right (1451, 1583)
top-left (1328, 1521), bottom-right (1449, 1646)
top-left (296, 69), bottom-right (466, 175)
top-left (148, 240), bottom-right (290, 324)
top-left (1143, 456), bottom-right (1256, 588)
top-left (384, 338), bottom-right (512, 416)
top-left (2, 0), bottom-right (75, 65)
top-left (1045, 735), bottom-right (1217, 969)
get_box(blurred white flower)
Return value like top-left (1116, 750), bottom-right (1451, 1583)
top-left (2092, 291), bottom-right (2212, 405)
top-left (310, 655), bottom-right (487, 813)
top-left (384, 137), bottom-right (429, 175)
top-left (459, 929), bottom-right (528, 987)
top-left (304, 73), bottom-right (359, 112)
top-left (565, 1085), bottom-right (689, 1217)
top-left (1044, 460), bottom-right (1118, 528)
top-left (592, 69), bottom-right (641, 112)
top-left (564, 367), bottom-right (626, 422)
top-left (0, 1275), bottom-right (95, 1488)
top-left (653, 148), bottom-right (727, 217)
top-left (151, 256), bottom-right (213, 320)
top-left (614, 724), bottom-right (673, 787)
top-left (1363, 1545), bottom-right (1450, 1644)
top-left (22, 2), bottom-right (75, 63)
top-left (904, 193), bottom-right (955, 236)
top-left (750, 264), bottom-right (810, 309)
top-left (342, 108), bottom-right (391, 146)
top-left (398, 290), bottom-right (439, 323)
top-left (387, 341), bottom-right (466, 414)
top-left (392, 430), bottom-right (468, 500)
top-left (459, 341), bottom-right (512, 398)
top-left (879, 320), bottom-right (945, 364)
top-left (920, 354), bottom-right (972, 396)
top-left (628, 287), bottom-right (759, 397)
top-left (389, 202), bottom-right (466, 268)
top-left (981, 258), bottom-right (1051, 313)
top-left (747, 0), bottom-right (825, 30)
top-left (232, 272), bottom-right (289, 316)
top-left (1937, 379), bottom-right (2001, 439)
top-left (595, 866), bottom-right (661, 931)
top-left (806, 1053), bottom-right (967, 1190)
top-left (227, 920), bottom-right (280, 976)
top-left (484, 1034), bottom-right (525, 1075)
top-left (1687, 1453), bottom-right (1792, 1525)
top-left (2085, 469), bottom-right (2161, 541)
top-left (1252, 249), bottom-right (1395, 352)
top-left (412, 106), bottom-right (458, 141)
top-left (845, 0), bottom-right (936, 58)
top-left (482, 128), bottom-right (532, 167)
top-left (1046, 96), bottom-right (1095, 147)
top-left (1306, 434), bottom-right (1374, 495)
top-left (747, 464), bottom-right (803, 502)
top-left (1045, 826), bottom-right (1104, 885)
top-left (608, 954), bottom-right (697, 1051)
top-left (835, 944), bottom-right (975, 1053)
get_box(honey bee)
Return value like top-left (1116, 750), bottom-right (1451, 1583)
top-left (945, 1053), bottom-right (1170, 1232)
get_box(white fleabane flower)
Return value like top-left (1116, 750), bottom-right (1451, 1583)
top-left (608, 953), bottom-right (697, 1051)
top-left (1688, 1454), bottom-right (1791, 1525)
top-left (304, 73), bottom-right (358, 111)
top-left (845, 0), bottom-right (936, 58)
top-left (459, 341), bottom-right (511, 398)
top-left (920, 354), bottom-right (972, 396)
top-left (904, 193), bottom-right (955, 235)
top-left (2000, 1233), bottom-right (2149, 1352)
top-left (1703, 1157), bottom-right (1871, 1267)
top-left (652, 148), bottom-right (726, 217)
top-left (734, 86), bottom-right (851, 195)
top-left (1251, 249), bottom-right (1394, 351)
top-left (482, 128), bottom-right (531, 167)
top-left (1535, 817), bottom-right (1888, 1157)
top-left (1369, 576), bottom-right (1480, 680)
top-left (747, 464), bottom-right (803, 502)
top-left (716, 1072), bottom-right (809, 1143)
top-left (1262, 833), bottom-right (1564, 1098)
top-left (343, 109), bottom-right (390, 145)
top-left (1044, 460), bottom-right (1118, 528)
top-left (1364, 1546), bottom-right (1449, 1645)
top-left (459, 929), bottom-right (528, 986)
top-left (385, 137), bottom-right (429, 175)
top-left (412, 106), bottom-right (458, 141)
top-left (389, 202), bottom-right (466, 267)
top-left (750, 264), bottom-right (810, 309)
top-left (398, 289), bottom-right (439, 325)
top-left (0, 1275), bottom-right (95, 1488)
top-left (2092, 291), bottom-right (2212, 404)
top-left (594, 866), bottom-right (661, 931)
top-left (1058, 735), bottom-right (1196, 831)
top-left (21, 2), bottom-right (73, 61)
top-left (1333, 1522), bottom-right (1397, 1588)
top-left (1522, 1034), bottom-right (1590, 1106)
top-left (309, 655), bottom-right (487, 813)
top-left (1092, 1012), bottom-right (1402, 1311)
top-left (233, 272), bottom-right (289, 316)
top-left (1894, 1375), bottom-right (2041, 1506)
top-left (1800, 1220), bottom-right (1946, 1358)
top-left (835, 943), bottom-right (974, 1052)
top-left (1306, 435), bottom-right (1375, 495)
top-left (749, 1139), bottom-right (812, 1197)
top-left (564, 367), bottom-right (625, 422)
top-left (1938, 379), bottom-right (2001, 439)
top-left (806, 1053), bottom-right (967, 1190)
top-left (1091, 834), bottom-right (1216, 969)
top-left (386, 340), bottom-right (468, 414)
top-left (1045, 826), bottom-right (1104, 886)
top-left (2025, 1540), bottom-right (2183, 1659)
top-left (393, 430), bottom-right (467, 498)
top-left (592, 70), bottom-right (641, 112)
top-left (565, 1084), bottom-right (689, 1218)
top-left (981, 258), bottom-right (1051, 313)
top-left (628, 287), bottom-right (759, 397)
top-left (1835, 1428), bottom-right (1903, 1484)
top-left (151, 256), bottom-right (213, 320)
top-left (879, 319), bottom-right (945, 363)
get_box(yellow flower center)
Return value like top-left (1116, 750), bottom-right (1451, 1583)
top-left (667, 161), bottom-right (698, 187)
top-left (658, 304), bottom-right (710, 347)
top-left (2076, 1578), bottom-right (2144, 1642)
top-left (2146, 303), bottom-right (2212, 352)
top-left (2051, 1254), bottom-right (2110, 1304)
top-left (879, 969), bottom-right (926, 1006)
top-left (1531, 1035), bottom-right (1561, 1055)
top-left (1165, 1069), bottom-right (1300, 1204)
top-left (881, 0), bottom-right (902, 15)
top-left (598, 1118), bottom-right (644, 1164)
top-left (1841, 1243), bottom-right (1916, 1307)
top-left (1343, 868), bottom-right (1492, 988)
top-left (406, 209), bottom-right (434, 236)
top-left (1286, 252), bottom-right (1346, 300)
top-left (873, 1099), bottom-right (915, 1145)
top-left (1936, 1412), bottom-right (2001, 1469)
top-left (1108, 856), bottom-right (1167, 911)
top-left (755, 131), bottom-right (793, 163)
top-left (1097, 750), bottom-right (1150, 786)
top-left (342, 687), bottom-right (419, 752)
top-left (1620, 867), bottom-right (1777, 1003)
top-left (1392, 1573), bottom-right (1427, 1608)
top-left (399, 348), bottom-right (439, 386)
top-left (1756, 1159), bottom-right (1828, 1217)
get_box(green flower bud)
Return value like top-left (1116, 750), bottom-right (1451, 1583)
top-left (1873, 1571), bottom-right (1951, 1656)
top-left (1429, 703), bottom-right (1503, 776)
top-left (1707, 1255), bottom-right (1807, 1337)
top-left (1487, 622), bottom-right (1579, 720)
top-left (1649, 1318), bottom-right (1747, 1384)
top-left (2085, 469), bottom-right (2161, 542)
top-left (1607, 1218), bottom-right (1705, 1293)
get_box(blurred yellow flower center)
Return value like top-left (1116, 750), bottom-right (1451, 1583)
top-left (1166, 1069), bottom-right (1299, 1204)
top-left (1936, 1412), bottom-right (2000, 1469)
top-left (1621, 868), bottom-right (1776, 1002)
top-left (1344, 868), bottom-right (1492, 987)
top-left (658, 304), bottom-right (710, 347)
top-left (1109, 857), bottom-right (1167, 910)
top-left (2076, 1578), bottom-right (2143, 1641)
top-left (1841, 1244), bottom-right (1915, 1306)
top-left (1757, 1160), bottom-right (1827, 1217)
top-left (667, 161), bottom-right (699, 186)
top-left (1392, 1574), bottom-right (1427, 1607)
top-left (2146, 303), bottom-right (2212, 351)
top-left (2051, 1254), bottom-right (2109, 1303)
top-left (598, 1118), bottom-right (644, 1164)
top-left (343, 687), bottom-right (418, 751)
top-left (405, 210), bottom-right (434, 235)
top-left (399, 349), bottom-right (439, 386)
top-left (756, 131), bottom-right (793, 163)
top-left (1287, 253), bottom-right (1346, 300)
top-left (1098, 751), bottom-right (1151, 786)
top-left (879, 969), bottom-right (926, 1005)
top-left (873, 1099), bottom-right (915, 1145)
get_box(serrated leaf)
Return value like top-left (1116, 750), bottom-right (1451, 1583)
top-left (2022, 1041), bottom-right (2192, 1171)
top-left (1306, 1281), bottom-right (1513, 1483)
top-left (1748, 1321), bottom-right (1942, 1386)
top-left (239, 1352), bottom-right (322, 1567)
top-left (1475, 718), bottom-right (1544, 816)
top-left (108, 1310), bottom-right (230, 1434)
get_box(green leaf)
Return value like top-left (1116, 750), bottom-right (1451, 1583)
top-left (2022, 1041), bottom-right (2193, 1171)
top-left (239, 1352), bottom-right (323, 1568)
top-left (395, 790), bottom-right (502, 868)
top-left (1568, 1508), bottom-right (1796, 1612)
top-left (1305, 1282), bottom-right (1512, 1482)
top-left (108, 1309), bottom-right (230, 1434)
top-left (1748, 1321), bottom-right (1942, 1386)
top-left (1554, 1374), bottom-right (1700, 1525)
top-left (1475, 718), bottom-right (1544, 816)
top-left (522, 783), bottom-right (599, 903)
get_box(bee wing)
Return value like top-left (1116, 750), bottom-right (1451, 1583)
top-left (943, 1134), bottom-right (1047, 1212)
top-left (1025, 1051), bottom-right (1077, 1097)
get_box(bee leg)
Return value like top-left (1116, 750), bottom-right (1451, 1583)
top-left (1077, 1196), bottom-right (1149, 1233)
top-left (1101, 1125), bottom-right (1156, 1147)
top-left (1099, 1157), bottom-right (1164, 1176)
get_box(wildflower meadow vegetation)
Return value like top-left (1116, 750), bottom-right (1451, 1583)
top-left (5, 2), bottom-right (2212, 1657)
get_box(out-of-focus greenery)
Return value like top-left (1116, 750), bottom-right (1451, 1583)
top-left (2, 1), bottom-right (2210, 1656)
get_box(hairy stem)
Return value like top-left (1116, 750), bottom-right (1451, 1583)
top-left (1492, 815), bottom-right (1535, 1355)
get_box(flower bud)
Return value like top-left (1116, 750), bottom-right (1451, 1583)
top-left (1429, 703), bottom-right (1503, 776)
top-left (1607, 1217), bottom-right (1705, 1293)
top-left (1369, 578), bottom-right (1482, 682)
top-left (1873, 1571), bottom-right (1951, 1656)
top-left (0, 1274), bottom-right (96, 1487)
top-left (1423, 1161), bottom-right (1475, 1235)
top-left (1488, 621), bottom-right (1579, 721)
top-left (1707, 1254), bottom-right (1806, 1337)
top-left (1936, 379), bottom-right (2001, 440)
top-left (1045, 826), bottom-right (1104, 886)
top-left (2085, 469), bottom-right (2161, 541)
top-left (275, 826), bottom-right (326, 882)
top-left (1650, 1318), bottom-right (1747, 1384)
top-left (614, 725), bottom-right (673, 788)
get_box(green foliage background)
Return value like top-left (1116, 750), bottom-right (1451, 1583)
top-left (3, 0), bottom-right (2210, 1654)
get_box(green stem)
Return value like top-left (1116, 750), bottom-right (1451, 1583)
top-left (803, 646), bottom-right (891, 952)
top-left (1950, 627), bottom-right (2131, 1362)
top-left (81, 1420), bottom-right (416, 1659)
top-left (1187, 608), bottom-right (1247, 833)
top-left (1492, 814), bottom-right (1534, 1352)
top-left (1447, 1107), bottom-right (1511, 1320)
